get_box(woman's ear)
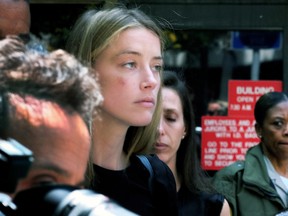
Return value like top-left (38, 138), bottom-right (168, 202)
top-left (255, 123), bottom-right (262, 139)
top-left (182, 128), bottom-right (187, 140)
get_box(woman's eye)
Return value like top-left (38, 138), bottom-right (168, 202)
top-left (165, 116), bottom-right (176, 122)
top-left (152, 65), bottom-right (163, 73)
top-left (273, 121), bottom-right (283, 127)
top-left (124, 62), bottom-right (136, 69)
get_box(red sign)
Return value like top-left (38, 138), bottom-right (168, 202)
top-left (228, 80), bottom-right (282, 116)
top-left (201, 116), bottom-right (259, 170)
top-left (201, 80), bottom-right (283, 170)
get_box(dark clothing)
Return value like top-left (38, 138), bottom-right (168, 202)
top-left (177, 185), bottom-right (224, 216)
top-left (92, 154), bottom-right (178, 216)
top-left (212, 144), bottom-right (285, 216)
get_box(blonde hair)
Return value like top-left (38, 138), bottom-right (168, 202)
top-left (66, 7), bottom-right (165, 66)
top-left (66, 7), bottom-right (165, 158)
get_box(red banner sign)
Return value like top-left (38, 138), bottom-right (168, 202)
top-left (201, 116), bottom-right (259, 170)
top-left (228, 80), bottom-right (282, 116)
top-left (201, 80), bottom-right (283, 170)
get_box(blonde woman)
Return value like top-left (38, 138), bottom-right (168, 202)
top-left (66, 7), bottom-right (178, 215)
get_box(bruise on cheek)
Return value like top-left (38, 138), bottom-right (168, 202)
top-left (117, 77), bottom-right (126, 86)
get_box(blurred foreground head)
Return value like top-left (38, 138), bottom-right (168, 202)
top-left (0, 35), bottom-right (103, 196)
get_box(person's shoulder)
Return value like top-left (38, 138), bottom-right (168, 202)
top-left (144, 154), bottom-right (164, 165)
top-left (134, 154), bottom-right (176, 192)
top-left (212, 160), bottom-right (245, 194)
top-left (215, 160), bottom-right (245, 178)
top-left (143, 154), bottom-right (178, 215)
top-left (178, 187), bottom-right (225, 215)
top-left (195, 190), bottom-right (225, 205)
top-left (134, 154), bottom-right (171, 175)
top-left (145, 154), bottom-right (172, 174)
top-left (212, 162), bottom-right (245, 216)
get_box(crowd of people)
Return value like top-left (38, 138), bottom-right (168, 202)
top-left (1, 1), bottom-right (287, 216)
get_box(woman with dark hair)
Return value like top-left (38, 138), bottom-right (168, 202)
top-left (213, 92), bottom-right (288, 216)
top-left (155, 70), bottom-right (230, 215)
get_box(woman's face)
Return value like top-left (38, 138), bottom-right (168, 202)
top-left (154, 88), bottom-right (186, 168)
top-left (258, 101), bottom-right (288, 160)
top-left (94, 27), bottom-right (162, 127)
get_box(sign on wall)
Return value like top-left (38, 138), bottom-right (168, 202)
top-left (228, 80), bottom-right (282, 116)
top-left (201, 80), bottom-right (283, 170)
top-left (201, 116), bottom-right (258, 170)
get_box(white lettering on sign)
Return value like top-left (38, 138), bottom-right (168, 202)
top-left (245, 141), bottom-right (258, 148)
top-left (204, 154), bottom-right (215, 160)
top-left (231, 141), bottom-right (242, 148)
top-left (246, 126), bottom-right (255, 132)
top-left (230, 104), bottom-right (240, 110)
top-left (229, 126), bottom-right (237, 132)
top-left (205, 126), bottom-right (226, 132)
top-left (215, 133), bottom-right (231, 138)
top-left (204, 119), bottom-right (237, 126)
top-left (214, 160), bottom-right (233, 167)
top-left (239, 120), bottom-right (250, 126)
top-left (244, 133), bottom-right (258, 138)
top-left (232, 132), bottom-right (242, 138)
top-left (201, 117), bottom-right (260, 170)
top-left (220, 141), bottom-right (228, 147)
top-left (236, 86), bottom-right (275, 95)
top-left (204, 161), bottom-right (212, 166)
top-left (242, 104), bottom-right (252, 110)
top-left (217, 154), bottom-right (234, 160)
top-left (236, 96), bottom-right (254, 103)
top-left (219, 148), bottom-right (238, 154)
top-left (207, 141), bottom-right (217, 147)
top-left (205, 148), bottom-right (217, 153)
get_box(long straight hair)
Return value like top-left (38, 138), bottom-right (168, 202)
top-left (66, 6), bottom-right (166, 158)
top-left (163, 71), bottom-right (215, 193)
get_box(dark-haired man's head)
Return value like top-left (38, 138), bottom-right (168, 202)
top-left (0, 35), bottom-right (103, 197)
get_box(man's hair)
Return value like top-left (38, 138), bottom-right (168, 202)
top-left (0, 35), bottom-right (103, 128)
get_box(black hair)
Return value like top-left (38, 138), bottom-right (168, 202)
top-left (254, 92), bottom-right (288, 126)
top-left (163, 70), bottom-right (215, 193)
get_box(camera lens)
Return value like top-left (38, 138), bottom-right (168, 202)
top-left (13, 185), bottom-right (137, 216)
top-left (14, 185), bottom-right (78, 216)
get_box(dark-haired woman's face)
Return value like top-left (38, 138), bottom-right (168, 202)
top-left (259, 101), bottom-right (288, 160)
top-left (154, 88), bottom-right (186, 169)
